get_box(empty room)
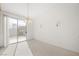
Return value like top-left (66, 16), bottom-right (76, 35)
top-left (0, 3), bottom-right (79, 56)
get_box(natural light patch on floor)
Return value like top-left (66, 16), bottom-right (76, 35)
top-left (1, 41), bottom-right (33, 56)
top-left (15, 41), bottom-right (33, 56)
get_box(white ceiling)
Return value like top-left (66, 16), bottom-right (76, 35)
top-left (1, 3), bottom-right (28, 17)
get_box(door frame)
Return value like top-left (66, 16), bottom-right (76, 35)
top-left (3, 15), bottom-right (27, 47)
top-left (3, 15), bottom-right (18, 47)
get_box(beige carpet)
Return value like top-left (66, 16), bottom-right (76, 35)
top-left (27, 39), bottom-right (79, 56)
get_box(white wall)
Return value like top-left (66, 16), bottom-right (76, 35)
top-left (0, 11), bottom-right (4, 47)
top-left (0, 4), bottom-right (4, 47)
top-left (30, 3), bottom-right (79, 52)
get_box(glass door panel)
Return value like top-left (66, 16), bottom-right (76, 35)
top-left (7, 17), bottom-right (17, 44)
top-left (18, 19), bottom-right (27, 42)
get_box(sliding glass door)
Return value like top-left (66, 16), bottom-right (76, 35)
top-left (4, 16), bottom-right (27, 45)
